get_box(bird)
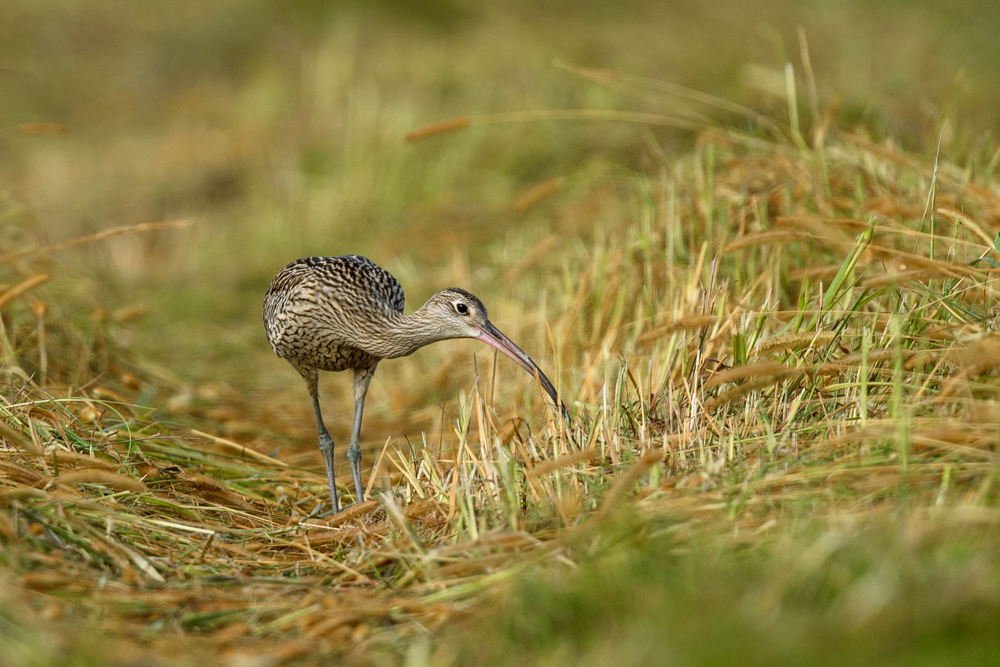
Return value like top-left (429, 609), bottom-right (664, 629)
top-left (263, 255), bottom-right (568, 513)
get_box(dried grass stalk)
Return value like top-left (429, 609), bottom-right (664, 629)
top-left (57, 469), bottom-right (148, 493)
top-left (703, 371), bottom-right (804, 411)
top-left (525, 448), bottom-right (600, 479)
top-left (723, 230), bottom-right (812, 252)
top-left (704, 361), bottom-right (793, 389)
top-left (0, 274), bottom-right (51, 310)
top-left (513, 177), bottom-right (565, 212)
top-left (404, 117), bottom-right (470, 142)
top-left (0, 219), bottom-right (193, 263)
top-left (755, 331), bottom-right (837, 355)
top-left (638, 314), bottom-right (718, 342)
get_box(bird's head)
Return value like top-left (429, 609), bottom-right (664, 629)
top-left (424, 288), bottom-right (492, 339)
top-left (424, 288), bottom-right (570, 422)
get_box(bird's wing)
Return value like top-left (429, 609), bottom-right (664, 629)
top-left (341, 255), bottom-right (406, 314)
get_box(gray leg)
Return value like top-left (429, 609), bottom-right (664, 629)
top-left (302, 368), bottom-right (339, 513)
top-left (348, 364), bottom-right (377, 504)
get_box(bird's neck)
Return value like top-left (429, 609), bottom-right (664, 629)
top-left (375, 305), bottom-right (455, 359)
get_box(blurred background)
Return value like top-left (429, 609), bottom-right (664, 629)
top-left (2, 0), bottom-right (998, 465)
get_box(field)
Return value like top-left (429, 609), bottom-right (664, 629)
top-left (2, 1), bottom-right (1000, 664)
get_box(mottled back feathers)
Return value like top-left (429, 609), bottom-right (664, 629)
top-left (263, 255), bottom-right (406, 373)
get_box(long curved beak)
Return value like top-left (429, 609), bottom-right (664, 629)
top-left (476, 321), bottom-right (571, 423)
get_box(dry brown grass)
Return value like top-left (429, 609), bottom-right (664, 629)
top-left (2, 2), bottom-right (1000, 657)
top-left (2, 99), bottom-right (1000, 662)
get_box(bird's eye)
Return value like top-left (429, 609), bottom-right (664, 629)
top-left (454, 302), bottom-right (469, 315)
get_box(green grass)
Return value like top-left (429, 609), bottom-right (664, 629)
top-left (445, 513), bottom-right (1000, 666)
top-left (2, 1), bottom-right (1000, 665)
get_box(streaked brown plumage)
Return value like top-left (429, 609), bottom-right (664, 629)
top-left (264, 255), bottom-right (567, 513)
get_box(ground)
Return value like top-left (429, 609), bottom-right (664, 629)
top-left (1, 1), bottom-right (1000, 665)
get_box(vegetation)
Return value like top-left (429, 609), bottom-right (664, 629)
top-left (1, 1), bottom-right (1000, 664)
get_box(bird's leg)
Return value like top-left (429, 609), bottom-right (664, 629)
top-left (348, 364), bottom-right (377, 504)
top-left (302, 368), bottom-right (339, 513)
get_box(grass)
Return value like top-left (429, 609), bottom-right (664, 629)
top-left (442, 514), bottom-right (1000, 666)
top-left (3, 1), bottom-right (1000, 664)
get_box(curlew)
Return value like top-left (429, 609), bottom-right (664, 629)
top-left (264, 255), bottom-right (567, 513)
